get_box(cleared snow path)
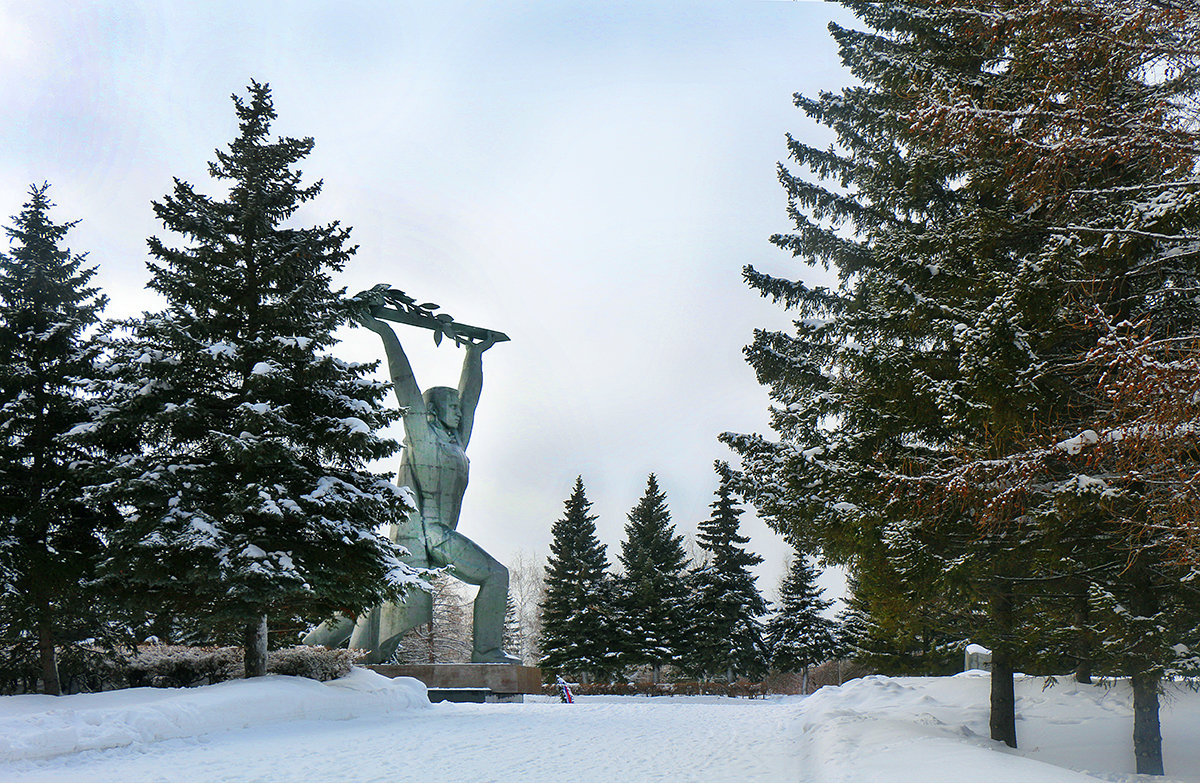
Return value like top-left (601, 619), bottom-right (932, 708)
top-left (2, 689), bottom-right (804, 783)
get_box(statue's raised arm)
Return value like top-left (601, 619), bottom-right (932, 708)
top-left (456, 334), bottom-right (496, 449)
top-left (354, 308), bottom-right (427, 419)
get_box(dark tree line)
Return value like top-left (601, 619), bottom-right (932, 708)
top-left (538, 467), bottom-right (840, 685)
top-left (0, 83), bottom-right (424, 693)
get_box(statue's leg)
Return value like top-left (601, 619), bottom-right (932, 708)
top-left (432, 529), bottom-right (520, 664)
top-left (302, 614), bottom-right (356, 648)
top-left (347, 591), bottom-right (433, 664)
top-left (348, 535), bottom-right (434, 664)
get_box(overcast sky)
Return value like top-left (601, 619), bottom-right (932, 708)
top-left (0, 1), bottom-right (854, 603)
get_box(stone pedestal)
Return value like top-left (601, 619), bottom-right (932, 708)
top-left (368, 663), bottom-right (543, 703)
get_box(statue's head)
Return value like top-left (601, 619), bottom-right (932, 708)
top-left (424, 386), bottom-right (461, 429)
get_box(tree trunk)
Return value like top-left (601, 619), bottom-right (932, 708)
top-left (1125, 554), bottom-right (1164, 775)
top-left (989, 588), bottom-right (1017, 748)
top-left (651, 664), bottom-right (661, 684)
top-left (37, 611), bottom-right (61, 696)
top-left (989, 647), bottom-right (1017, 748)
top-left (1072, 580), bottom-right (1093, 684)
top-left (1131, 671), bottom-right (1164, 775)
top-left (243, 615), bottom-right (269, 678)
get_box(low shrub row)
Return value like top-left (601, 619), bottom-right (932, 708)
top-left (0, 644), bottom-right (361, 695)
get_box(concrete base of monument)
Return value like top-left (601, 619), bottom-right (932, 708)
top-left (367, 664), bottom-right (543, 704)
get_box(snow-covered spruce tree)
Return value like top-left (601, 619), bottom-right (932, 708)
top-left (723, 0), bottom-right (1200, 753)
top-left (682, 462), bottom-right (768, 682)
top-left (766, 553), bottom-right (838, 693)
top-left (1045, 320), bottom-right (1200, 775)
top-left (832, 575), bottom-right (868, 664)
top-left (0, 185), bottom-right (112, 695)
top-left (614, 474), bottom-right (690, 681)
top-left (94, 82), bottom-right (418, 677)
top-left (721, 0), bottom-right (1071, 747)
top-left (831, 560), bottom-right (964, 676)
top-left (539, 477), bottom-right (619, 681)
top-left (895, 2), bottom-right (1200, 772)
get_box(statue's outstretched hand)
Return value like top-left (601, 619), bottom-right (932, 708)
top-left (353, 309), bottom-right (393, 335)
top-left (469, 333), bottom-right (499, 353)
top-left (348, 287), bottom-right (393, 334)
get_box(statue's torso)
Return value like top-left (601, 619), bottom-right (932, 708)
top-left (397, 415), bottom-right (469, 535)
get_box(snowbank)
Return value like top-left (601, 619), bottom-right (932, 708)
top-left (0, 668), bottom-right (428, 763)
top-left (798, 672), bottom-right (1200, 782)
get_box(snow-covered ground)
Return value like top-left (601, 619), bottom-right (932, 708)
top-left (800, 672), bottom-right (1200, 783)
top-left (2, 669), bottom-right (1198, 782)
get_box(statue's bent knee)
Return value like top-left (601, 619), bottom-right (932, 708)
top-left (303, 615), bottom-right (355, 648)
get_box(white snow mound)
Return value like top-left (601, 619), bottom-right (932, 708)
top-left (0, 668), bottom-right (428, 763)
top-left (796, 673), bottom-right (1200, 782)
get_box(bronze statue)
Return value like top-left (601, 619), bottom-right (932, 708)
top-left (305, 287), bottom-right (518, 664)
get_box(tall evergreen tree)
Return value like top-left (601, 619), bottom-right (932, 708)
top-left (721, 0), bottom-right (1060, 746)
top-left (896, 2), bottom-right (1200, 771)
top-left (0, 185), bottom-right (111, 695)
top-left (539, 477), bottom-right (617, 681)
top-left (723, 0), bottom-right (1200, 757)
top-left (94, 82), bottom-right (419, 677)
top-left (615, 474), bottom-right (689, 679)
top-left (684, 462), bottom-right (768, 682)
top-left (766, 554), bottom-right (838, 692)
